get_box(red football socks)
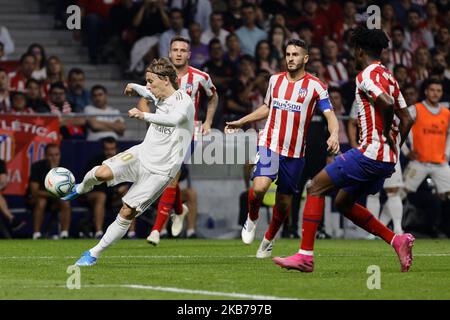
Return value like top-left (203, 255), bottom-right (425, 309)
top-left (265, 204), bottom-right (290, 240)
top-left (248, 187), bottom-right (263, 221)
top-left (300, 195), bottom-right (325, 251)
top-left (344, 203), bottom-right (395, 244)
top-left (152, 186), bottom-right (177, 232)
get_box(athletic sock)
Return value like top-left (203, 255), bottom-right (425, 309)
top-left (265, 204), bottom-right (290, 241)
top-left (90, 215), bottom-right (131, 258)
top-left (344, 203), bottom-right (395, 244)
top-left (300, 195), bottom-right (325, 253)
top-left (174, 184), bottom-right (183, 215)
top-left (248, 187), bottom-right (263, 221)
top-left (77, 166), bottom-right (102, 194)
top-left (366, 193), bottom-right (381, 219)
top-left (152, 186), bottom-right (177, 232)
top-left (384, 193), bottom-right (403, 234)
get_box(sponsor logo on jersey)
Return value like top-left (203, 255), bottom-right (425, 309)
top-left (272, 98), bottom-right (302, 112)
top-left (152, 124), bottom-right (174, 135)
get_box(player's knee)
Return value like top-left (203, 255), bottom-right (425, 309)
top-left (306, 183), bottom-right (321, 196)
top-left (119, 203), bottom-right (136, 220)
top-left (95, 165), bottom-right (113, 181)
top-left (385, 187), bottom-right (400, 196)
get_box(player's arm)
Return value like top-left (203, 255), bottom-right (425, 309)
top-left (394, 105), bottom-right (414, 148)
top-left (128, 107), bottom-right (187, 127)
top-left (347, 119), bottom-right (359, 148)
top-left (224, 104), bottom-right (270, 132)
top-left (203, 90), bottom-right (219, 134)
top-left (137, 98), bottom-right (151, 112)
top-left (317, 85), bottom-right (340, 154)
top-left (124, 83), bottom-right (157, 113)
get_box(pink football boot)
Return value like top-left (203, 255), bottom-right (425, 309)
top-left (392, 233), bottom-right (415, 272)
top-left (272, 253), bottom-right (314, 272)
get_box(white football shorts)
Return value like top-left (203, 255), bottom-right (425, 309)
top-left (102, 145), bottom-right (172, 215)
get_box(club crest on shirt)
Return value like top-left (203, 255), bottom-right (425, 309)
top-left (298, 88), bottom-right (308, 98)
top-left (184, 83), bottom-right (193, 96)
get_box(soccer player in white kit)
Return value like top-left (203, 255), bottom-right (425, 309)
top-left (64, 58), bottom-right (195, 266)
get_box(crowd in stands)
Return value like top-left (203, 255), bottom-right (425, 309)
top-left (0, 0), bottom-right (449, 239)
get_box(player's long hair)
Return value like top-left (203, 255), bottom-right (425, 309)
top-left (350, 26), bottom-right (389, 58)
top-left (147, 58), bottom-right (179, 90)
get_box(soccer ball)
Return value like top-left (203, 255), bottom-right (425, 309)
top-left (44, 167), bottom-right (75, 198)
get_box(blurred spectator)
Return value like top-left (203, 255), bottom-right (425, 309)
top-left (158, 9), bottom-right (190, 58)
top-left (307, 59), bottom-right (328, 84)
top-left (254, 40), bottom-right (279, 73)
top-left (223, 0), bottom-right (243, 32)
top-left (249, 70), bottom-right (270, 131)
top-left (28, 144), bottom-right (72, 239)
top-left (328, 86), bottom-right (349, 145)
top-left (235, 3), bottom-right (267, 56)
top-left (409, 47), bottom-right (431, 87)
top-left (225, 54), bottom-right (255, 122)
top-left (381, 3), bottom-right (398, 35)
top-left (42, 56), bottom-right (66, 100)
top-left (387, 26), bottom-right (413, 71)
top-left (323, 39), bottom-right (349, 87)
top-left (268, 24), bottom-right (286, 64)
top-left (333, 1), bottom-right (358, 48)
top-left (27, 43), bottom-right (47, 81)
top-left (318, 0), bottom-right (343, 32)
top-left (296, 22), bottom-right (314, 47)
top-left (78, 0), bottom-right (120, 64)
top-left (224, 33), bottom-right (242, 69)
top-left (403, 83), bottom-right (419, 106)
top-left (66, 68), bottom-right (90, 113)
top-left (81, 137), bottom-right (130, 239)
top-left (26, 79), bottom-right (50, 113)
top-left (169, 0), bottom-right (212, 31)
top-left (392, 0), bottom-right (424, 26)
top-left (393, 64), bottom-right (411, 90)
top-left (423, 1), bottom-right (444, 35)
top-left (404, 8), bottom-right (434, 52)
top-left (189, 22), bottom-right (209, 69)
top-left (8, 53), bottom-right (36, 92)
top-left (0, 26), bottom-right (14, 60)
top-left (431, 26), bottom-right (450, 58)
top-left (293, 0), bottom-right (330, 46)
top-left (127, 0), bottom-right (170, 73)
top-left (0, 159), bottom-right (25, 238)
top-left (53, 0), bottom-right (73, 29)
top-left (102, 0), bottom-right (140, 71)
top-left (85, 85), bottom-right (125, 141)
top-left (429, 52), bottom-right (450, 102)
top-left (203, 39), bottom-right (235, 97)
top-left (272, 13), bottom-right (299, 41)
top-left (0, 68), bottom-right (10, 112)
top-left (48, 82), bottom-right (86, 140)
top-left (308, 45), bottom-right (322, 62)
top-left (201, 12), bottom-right (230, 48)
top-left (9, 91), bottom-right (33, 114)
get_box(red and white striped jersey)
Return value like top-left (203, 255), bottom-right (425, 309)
top-left (259, 72), bottom-right (333, 158)
top-left (178, 66), bottom-right (216, 120)
top-left (355, 61), bottom-right (407, 163)
top-left (387, 48), bottom-right (413, 70)
top-left (325, 61), bottom-right (349, 86)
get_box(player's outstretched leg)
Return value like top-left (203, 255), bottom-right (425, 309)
top-left (63, 165), bottom-right (107, 201)
top-left (273, 169), bottom-right (331, 272)
top-left (257, 193), bottom-right (291, 258)
top-left (75, 203), bottom-right (135, 266)
top-left (335, 191), bottom-right (414, 272)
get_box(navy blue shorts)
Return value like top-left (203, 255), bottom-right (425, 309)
top-left (252, 146), bottom-right (305, 195)
top-left (325, 148), bottom-right (396, 196)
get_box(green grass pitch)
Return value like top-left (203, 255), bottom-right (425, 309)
top-left (1, 239), bottom-right (450, 300)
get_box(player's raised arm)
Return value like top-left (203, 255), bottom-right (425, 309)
top-left (124, 83), bottom-right (158, 102)
top-left (128, 106), bottom-right (187, 127)
top-left (224, 103), bottom-right (270, 132)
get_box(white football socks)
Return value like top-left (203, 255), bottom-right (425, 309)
top-left (76, 166), bottom-right (102, 194)
top-left (366, 193), bottom-right (381, 219)
top-left (384, 193), bottom-right (404, 234)
top-left (89, 215), bottom-right (131, 258)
